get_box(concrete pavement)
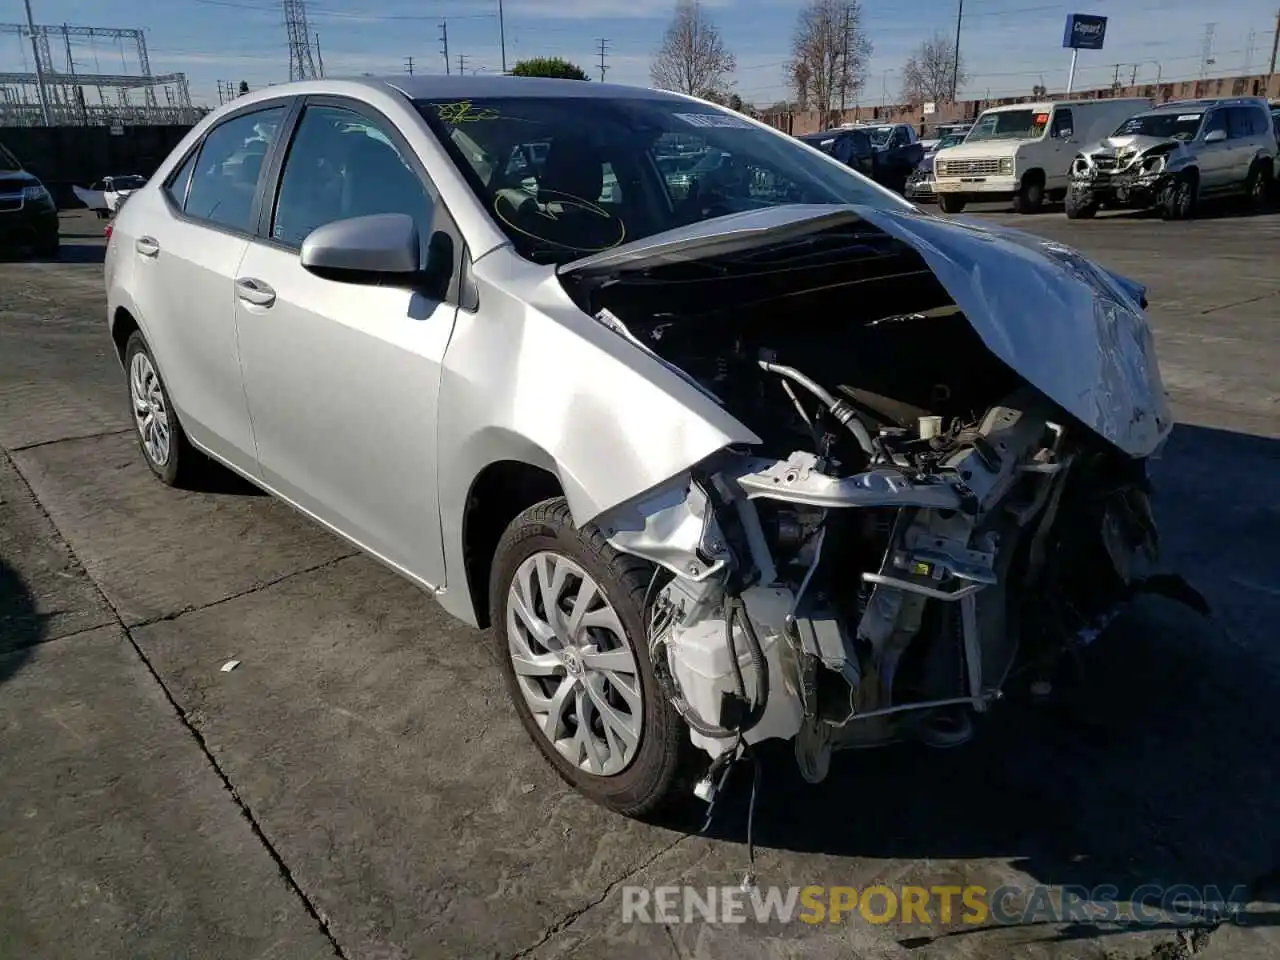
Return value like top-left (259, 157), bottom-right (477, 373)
top-left (0, 209), bottom-right (1277, 959)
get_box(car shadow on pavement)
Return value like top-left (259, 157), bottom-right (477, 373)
top-left (684, 422), bottom-right (1280, 940)
top-left (0, 558), bottom-right (42, 687)
top-left (0, 244), bottom-right (105, 265)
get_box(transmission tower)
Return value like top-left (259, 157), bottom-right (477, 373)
top-left (283, 0), bottom-right (319, 81)
top-left (1198, 22), bottom-right (1216, 80)
top-left (597, 38), bottom-right (609, 82)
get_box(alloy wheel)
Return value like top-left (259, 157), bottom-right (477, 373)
top-left (129, 350), bottom-right (171, 467)
top-left (506, 551), bottom-right (644, 777)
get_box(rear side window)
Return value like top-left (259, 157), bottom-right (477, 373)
top-left (183, 106), bottom-right (288, 233)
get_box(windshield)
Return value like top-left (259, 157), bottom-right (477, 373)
top-left (1112, 112), bottom-right (1203, 141)
top-left (967, 109), bottom-right (1048, 142)
top-left (418, 96), bottom-right (903, 264)
top-left (936, 133), bottom-right (966, 150)
top-left (0, 141), bottom-right (21, 170)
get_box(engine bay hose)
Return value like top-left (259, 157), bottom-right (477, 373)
top-left (757, 360), bottom-right (878, 458)
top-left (723, 594), bottom-right (770, 733)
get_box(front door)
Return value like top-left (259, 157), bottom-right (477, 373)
top-left (234, 100), bottom-right (458, 588)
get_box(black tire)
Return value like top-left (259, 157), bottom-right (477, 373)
top-left (122, 331), bottom-right (201, 487)
top-left (938, 192), bottom-right (967, 214)
top-left (1243, 161), bottom-right (1272, 212)
top-left (1012, 175), bottom-right (1045, 214)
top-left (1064, 189), bottom-right (1098, 220)
top-left (1160, 171), bottom-right (1197, 221)
top-left (489, 497), bottom-right (695, 817)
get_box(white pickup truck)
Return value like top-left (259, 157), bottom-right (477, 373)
top-left (933, 98), bottom-right (1152, 214)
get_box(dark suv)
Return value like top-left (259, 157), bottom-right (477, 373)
top-left (0, 140), bottom-right (59, 256)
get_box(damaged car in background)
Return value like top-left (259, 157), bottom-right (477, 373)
top-left (1067, 97), bottom-right (1276, 220)
top-left (105, 77), bottom-right (1205, 824)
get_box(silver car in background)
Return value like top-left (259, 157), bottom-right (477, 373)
top-left (105, 76), bottom-right (1189, 817)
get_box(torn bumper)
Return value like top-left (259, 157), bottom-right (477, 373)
top-left (1069, 168), bottom-right (1170, 208)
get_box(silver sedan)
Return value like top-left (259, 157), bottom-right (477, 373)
top-left (106, 75), bottom-right (1182, 818)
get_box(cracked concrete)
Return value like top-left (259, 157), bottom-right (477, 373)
top-left (1, 209), bottom-right (1278, 958)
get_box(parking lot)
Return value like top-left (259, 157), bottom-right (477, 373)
top-left (1, 206), bottom-right (1278, 959)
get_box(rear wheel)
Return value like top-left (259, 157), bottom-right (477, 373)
top-left (1159, 171), bottom-right (1197, 220)
top-left (938, 192), bottom-right (967, 214)
top-left (123, 332), bottom-right (201, 487)
top-left (1243, 161), bottom-right (1272, 212)
top-left (489, 498), bottom-right (693, 817)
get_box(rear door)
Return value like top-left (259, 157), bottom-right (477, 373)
top-left (131, 100), bottom-right (292, 473)
top-left (233, 96), bottom-right (462, 588)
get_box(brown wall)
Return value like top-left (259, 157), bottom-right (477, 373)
top-left (763, 72), bottom-right (1280, 137)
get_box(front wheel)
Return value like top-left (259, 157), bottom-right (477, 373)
top-left (1064, 188), bottom-right (1098, 220)
top-left (1012, 176), bottom-right (1045, 214)
top-left (1160, 172), bottom-right (1197, 220)
top-left (489, 498), bottom-right (693, 817)
top-left (938, 192), bottom-right (967, 214)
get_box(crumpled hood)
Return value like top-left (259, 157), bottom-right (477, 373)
top-left (856, 207), bottom-right (1171, 457)
top-left (561, 203), bottom-right (1171, 459)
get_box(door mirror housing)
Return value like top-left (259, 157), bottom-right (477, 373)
top-left (300, 212), bottom-right (423, 281)
top-left (1203, 128), bottom-right (1227, 143)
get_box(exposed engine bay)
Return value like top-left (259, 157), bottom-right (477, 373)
top-left (575, 223), bottom-right (1181, 786)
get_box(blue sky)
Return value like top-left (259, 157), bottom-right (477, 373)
top-left (5, 0), bottom-right (1278, 107)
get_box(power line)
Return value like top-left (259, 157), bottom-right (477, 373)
top-left (597, 37), bottom-right (609, 82)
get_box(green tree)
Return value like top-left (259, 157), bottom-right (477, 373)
top-left (510, 57), bottom-right (590, 81)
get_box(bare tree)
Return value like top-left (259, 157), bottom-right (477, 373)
top-left (650, 0), bottom-right (737, 100)
top-left (787, 0), bottom-right (872, 117)
top-left (899, 31), bottom-right (968, 105)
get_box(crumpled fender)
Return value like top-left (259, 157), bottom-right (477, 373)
top-left (852, 208), bottom-right (1172, 458)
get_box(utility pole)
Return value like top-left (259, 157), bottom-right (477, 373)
top-left (840, 3), bottom-right (851, 112)
top-left (1268, 8), bottom-right (1280, 85)
top-left (1199, 22), bottom-right (1216, 80)
top-left (405, 56), bottom-right (414, 76)
top-left (597, 38), bottom-right (609, 82)
top-left (440, 21), bottom-right (450, 75)
top-left (457, 53), bottom-right (468, 76)
top-left (1129, 63), bottom-right (1138, 86)
top-left (315, 33), bottom-right (325, 77)
top-left (498, 0), bottom-right (507, 74)
top-left (1112, 62), bottom-right (1121, 90)
top-left (950, 0), bottom-right (964, 102)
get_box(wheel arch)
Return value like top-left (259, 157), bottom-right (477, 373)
top-left (110, 305), bottom-right (141, 366)
top-left (1020, 167), bottom-right (1046, 187)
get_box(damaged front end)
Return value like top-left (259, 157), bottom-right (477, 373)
top-left (567, 205), bottom-right (1186, 785)
top-left (1068, 137), bottom-right (1187, 211)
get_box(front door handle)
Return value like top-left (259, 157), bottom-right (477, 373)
top-left (135, 236), bottom-right (160, 257)
top-left (235, 277), bottom-right (277, 308)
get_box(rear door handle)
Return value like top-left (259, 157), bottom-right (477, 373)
top-left (235, 277), bottom-right (277, 308)
top-left (135, 236), bottom-right (160, 258)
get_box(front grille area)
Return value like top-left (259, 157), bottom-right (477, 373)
top-left (1093, 156), bottom-right (1118, 170)
top-left (0, 194), bottom-right (22, 213)
top-left (937, 157), bottom-right (1002, 177)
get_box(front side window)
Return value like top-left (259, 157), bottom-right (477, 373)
top-left (183, 106), bottom-right (288, 232)
top-left (1202, 110), bottom-right (1227, 139)
top-left (270, 104), bottom-right (435, 251)
top-left (1051, 109), bottom-right (1074, 138)
top-left (417, 96), bottom-right (904, 263)
top-left (967, 109), bottom-right (1048, 142)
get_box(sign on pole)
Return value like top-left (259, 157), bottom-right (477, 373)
top-left (1062, 13), bottom-right (1107, 50)
top-left (923, 101), bottom-right (937, 115)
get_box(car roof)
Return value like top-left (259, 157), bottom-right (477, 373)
top-left (266, 74), bottom-right (697, 103)
top-left (1152, 96), bottom-right (1269, 112)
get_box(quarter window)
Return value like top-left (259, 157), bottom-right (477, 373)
top-left (165, 149), bottom-right (199, 208)
top-left (183, 106), bottom-right (287, 232)
top-left (271, 104), bottom-right (435, 252)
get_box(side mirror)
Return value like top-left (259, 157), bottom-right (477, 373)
top-left (1203, 128), bottom-right (1227, 143)
top-left (300, 213), bottom-right (422, 281)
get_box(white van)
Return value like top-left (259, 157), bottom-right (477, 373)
top-left (932, 98), bottom-right (1152, 214)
